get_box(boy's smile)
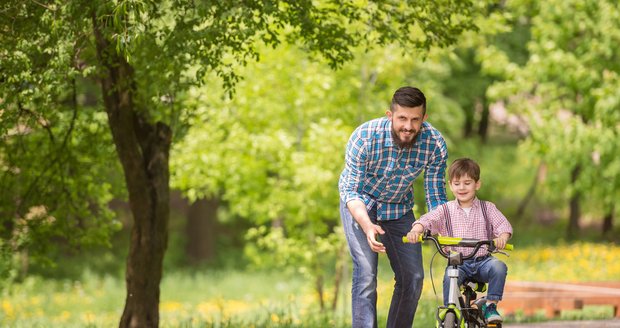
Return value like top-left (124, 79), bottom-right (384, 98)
top-left (449, 174), bottom-right (481, 208)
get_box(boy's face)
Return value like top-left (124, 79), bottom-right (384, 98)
top-left (449, 174), bottom-right (480, 206)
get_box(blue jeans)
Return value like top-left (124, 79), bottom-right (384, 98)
top-left (442, 255), bottom-right (508, 305)
top-left (340, 200), bottom-right (424, 328)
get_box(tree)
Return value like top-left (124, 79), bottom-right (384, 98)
top-left (489, 0), bottom-right (620, 238)
top-left (1, 0), bottom-right (478, 326)
top-left (439, 0), bottom-right (531, 142)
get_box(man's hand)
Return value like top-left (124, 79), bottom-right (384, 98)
top-left (363, 223), bottom-right (386, 253)
top-left (406, 223), bottom-right (425, 244)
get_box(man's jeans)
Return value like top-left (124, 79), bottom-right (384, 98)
top-left (442, 255), bottom-right (508, 305)
top-left (340, 200), bottom-right (424, 328)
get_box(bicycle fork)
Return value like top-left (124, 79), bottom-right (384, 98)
top-left (436, 266), bottom-right (465, 328)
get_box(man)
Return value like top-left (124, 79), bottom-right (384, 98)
top-left (338, 86), bottom-right (448, 327)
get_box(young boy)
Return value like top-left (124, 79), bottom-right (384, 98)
top-left (406, 158), bottom-right (513, 323)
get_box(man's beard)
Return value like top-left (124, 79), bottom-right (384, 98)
top-left (391, 128), bottom-right (418, 149)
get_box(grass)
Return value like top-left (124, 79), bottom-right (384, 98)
top-left (2, 241), bottom-right (620, 327)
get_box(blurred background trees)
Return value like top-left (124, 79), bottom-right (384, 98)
top-left (1, 0), bottom-right (479, 325)
top-left (1, 0), bottom-right (619, 325)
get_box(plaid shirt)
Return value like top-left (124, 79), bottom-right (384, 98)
top-left (338, 117), bottom-right (448, 221)
top-left (415, 198), bottom-right (513, 257)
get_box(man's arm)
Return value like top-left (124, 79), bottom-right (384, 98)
top-left (339, 130), bottom-right (386, 253)
top-left (339, 131), bottom-right (366, 205)
top-left (424, 134), bottom-right (448, 210)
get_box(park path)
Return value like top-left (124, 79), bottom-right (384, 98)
top-left (504, 318), bottom-right (620, 327)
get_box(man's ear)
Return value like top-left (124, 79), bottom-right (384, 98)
top-left (386, 110), bottom-right (392, 119)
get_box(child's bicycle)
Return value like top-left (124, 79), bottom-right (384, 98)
top-left (403, 231), bottom-right (514, 328)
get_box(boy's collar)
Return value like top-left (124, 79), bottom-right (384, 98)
top-left (455, 197), bottom-right (480, 208)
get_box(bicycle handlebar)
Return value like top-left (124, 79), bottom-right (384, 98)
top-left (401, 235), bottom-right (514, 251)
top-left (401, 232), bottom-right (513, 260)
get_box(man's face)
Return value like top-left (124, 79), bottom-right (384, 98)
top-left (386, 104), bottom-right (427, 148)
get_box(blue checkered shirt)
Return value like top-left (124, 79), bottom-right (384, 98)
top-left (339, 117), bottom-right (448, 221)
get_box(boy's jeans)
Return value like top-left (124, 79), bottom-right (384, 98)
top-left (442, 255), bottom-right (508, 305)
top-left (340, 200), bottom-right (424, 328)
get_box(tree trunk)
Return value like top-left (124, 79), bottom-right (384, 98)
top-left (186, 197), bottom-right (219, 263)
top-left (477, 97), bottom-right (489, 142)
top-left (516, 162), bottom-right (546, 218)
top-left (602, 205), bottom-right (614, 237)
top-left (567, 165), bottom-right (581, 239)
top-left (92, 15), bottom-right (171, 328)
top-left (463, 103), bottom-right (474, 138)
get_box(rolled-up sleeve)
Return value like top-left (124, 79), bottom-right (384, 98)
top-left (339, 131), bottom-right (367, 204)
top-left (424, 136), bottom-right (448, 210)
top-left (416, 205), bottom-right (446, 235)
top-left (488, 202), bottom-right (513, 237)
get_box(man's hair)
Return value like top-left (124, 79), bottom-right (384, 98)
top-left (448, 158), bottom-right (481, 182)
top-left (390, 86), bottom-right (426, 114)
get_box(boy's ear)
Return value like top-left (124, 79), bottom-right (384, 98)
top-left (475, 180), bottom-right (482, 190)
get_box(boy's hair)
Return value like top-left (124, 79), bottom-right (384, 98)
top-left (448, 158), bottom-right (480, 182)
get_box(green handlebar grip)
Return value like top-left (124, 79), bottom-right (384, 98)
top-left (402, 235), bottom-right (514, 250)
top-left (401, 235), bottom-right (423, 243)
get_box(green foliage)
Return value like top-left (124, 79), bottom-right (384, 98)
top-left (170, 43), bottom-right (467, 305)
top-left (489, 0), bottom-right (620, 219)
top-left (0, 76), bottom-right (123, 279)
top-left (1, 0), bottom-right (481, 297)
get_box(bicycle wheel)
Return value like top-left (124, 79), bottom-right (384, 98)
top-left (442, 311), bottom-right (457, 328)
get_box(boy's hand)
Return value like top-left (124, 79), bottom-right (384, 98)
top-left (494, 233), bottom-right (510, 250)
top-left (406, 223), bottom-right (425, 243)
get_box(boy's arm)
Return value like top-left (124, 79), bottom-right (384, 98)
top-left (485, 201), bottom-right (513, 249)
top-left (406, 205), bottom-right (446, 243)
top-left (406, 222), bottom-right (425, 244)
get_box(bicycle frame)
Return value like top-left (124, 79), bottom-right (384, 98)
top-left (402, 231), bottom-right (513, 328)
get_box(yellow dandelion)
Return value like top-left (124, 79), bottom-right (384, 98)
top-left (82, 311), bottom-right (97, 323)
top-left (196, 301), bottom-right (219, 315)
top-left (161, 301), bottom-right (183, 312)
top-left (1, 300), bottom-right (15, 319)
top-left (59, 310), bottom-right (71, 322)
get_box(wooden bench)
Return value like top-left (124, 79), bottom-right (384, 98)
top-left (500, 281), bottom-right (620, 318)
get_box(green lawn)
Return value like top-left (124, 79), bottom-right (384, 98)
top-left (2, 241), bottom-right (619, 327)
